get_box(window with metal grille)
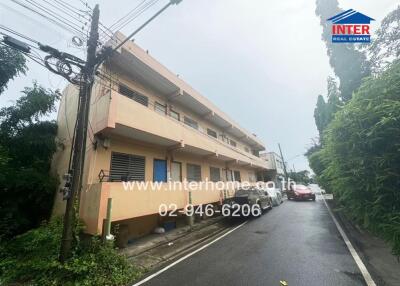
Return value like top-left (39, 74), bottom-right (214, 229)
top-left (184, 116), bottom-right (198, 130)
top-left (233, 170), bottom-right (241, 182)
top-left (187, 163), bottom-right (201, 182)
top-left (207, 128), bottom-right (217, 138)
top-left (154, 101), bottom-right (166, 115)
top-left (110, 152), bottom-right (145, 182)
top-left (210, 167), bottom-right (221, 182)
top-left (229, 139), bottom-right (237, 147)
top-left (118, 84), bottom-right (148, 107)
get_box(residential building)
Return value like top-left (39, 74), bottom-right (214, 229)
top-left (259, 152), bottom-right (285, 189)
top-left (52, 32), bottom-right (268, 241)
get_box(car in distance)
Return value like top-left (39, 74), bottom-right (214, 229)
top-left (265, 188), bottom-right (283, 206)
top-left (287, 184), bottom-right (316, 201)
top-left (225, 187), bottom-right (272, 217)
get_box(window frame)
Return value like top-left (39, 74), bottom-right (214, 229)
top-left (170, 109), bottom-right (180, 121)
top-left (184, 116), bottom-right (199, 130)
top-left (118, 84), bottom-right (148, 107)
top-left (109, 151), bottom-right (145, 182)
top-left (209, 166), bottom-right (221, 182)
top-left (154, 101), bottom-right (167, 115)
top-left (187, 163), bottom-right (202, 182)
top-left (207, 128), bottom-right (218, 139)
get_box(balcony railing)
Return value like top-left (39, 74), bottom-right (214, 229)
top-left (112, 89), bottom-right (262, 163)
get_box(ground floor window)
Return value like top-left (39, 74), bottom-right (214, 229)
top-left (210, 167), bottom-right (221, 182)
top-left (187, 163), bottom-right (201, 182)
top-left (110, 152), bottom-right (145, 182)
top-left (233, 170), bottom-right (241, 182)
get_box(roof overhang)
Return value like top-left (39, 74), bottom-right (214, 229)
top-left (106, 32), bottom-right (266, 151)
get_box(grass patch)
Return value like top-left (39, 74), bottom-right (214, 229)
top-left (0, 218), bottom-right (142, 285)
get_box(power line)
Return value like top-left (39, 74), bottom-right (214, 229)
top-left (108, 0), bottom-right (148, 31)
top-left (39, 0), bottom-right (89, 26)
top-left (24, 0), bottom-right (87, 35)
top-left (109, 0), bottom-right (161, 33)
top-left (0, 24), bottom-right (39, 44)
top-left (10, 0), bottom-right (86, 37)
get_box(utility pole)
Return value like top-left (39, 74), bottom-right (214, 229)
top-left (58, 0), bottom-right (182, 262)
top-left (59, 4), bottom-right (99, 262)
top-left (278, 143), bottom-right (288, 184)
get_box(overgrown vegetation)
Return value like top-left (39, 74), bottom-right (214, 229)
top-left (288, 170), bottom-right (312, 185)
top-left (308, 2), bottom-right (400, 255)
top-left (0, 218), bottom-right (142, 285)
top-left (0, 45), bottom-right (27, 94)
top-left (0, 45), bottom-right (141, 285)
top-left (310, 60), bottom-right (400, 255)
top-left (0, 82), bottom-right (60, 240)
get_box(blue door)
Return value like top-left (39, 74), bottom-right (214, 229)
top-left (153, 159), bottom-right (167, 182)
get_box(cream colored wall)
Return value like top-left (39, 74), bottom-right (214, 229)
top-left (107, 63), bottom-right (260, 157)
top-left (110, 91), bottom-right (266, 168)
top-left (78, 135), bottom-right (260, 232)
top-left (51, 84), bottom-right (79, 216)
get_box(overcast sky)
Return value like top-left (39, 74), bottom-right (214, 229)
top-left (0, 0), bottom-right (398, 171)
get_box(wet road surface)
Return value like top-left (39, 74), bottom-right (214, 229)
top-left (138, 199), bottom-right (367, 286)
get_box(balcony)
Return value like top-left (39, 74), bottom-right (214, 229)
top-left (91, 89), bottom-right (268, 169)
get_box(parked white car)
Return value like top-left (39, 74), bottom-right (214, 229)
top-left (265, 188), bottom-right (283, 206)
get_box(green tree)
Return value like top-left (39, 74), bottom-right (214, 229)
top-left (0, 82), bottom-right (60, 239)
top-left (313, 60), bottom-right (400, 255)
top-left (315, 0), bottom-right (370, 102)
top-left (289, 170), bottom-right (311, 185)
top-left (369, 5), bottom-right (400, 72)
top-left (313, 77), bottom-right (342, 139)
top-left (0, 45), bottom-right (27, 94)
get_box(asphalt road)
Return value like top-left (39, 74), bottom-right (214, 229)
top-left (140, 199), bottom-right (367, 286)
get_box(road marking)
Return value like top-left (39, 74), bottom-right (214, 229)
top-left (131, 220), bottom-right (248, 286)
top-left (321, 197), bottom-right (376, 286)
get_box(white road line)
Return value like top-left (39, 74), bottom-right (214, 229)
top-left (131, 220), bottom-right (248, 286)
top-left (321, 196), bottom-right (376, 286)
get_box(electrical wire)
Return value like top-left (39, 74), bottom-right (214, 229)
top-left (108, 0), bottom-right (147, 31)
top-left (109, 0), bottom-right (160, 33)
top-left (10, 0), bottom-right (87, 38)
top-left (0, 24), bottom-right (39, 44)
top-left (24, 0), bottom-right (87, 35)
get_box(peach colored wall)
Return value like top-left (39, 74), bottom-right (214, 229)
top-left (111, 91), bottom-right (266, 168)
top-left (79, 135), bottom-right (258, 233)
top-left (110, 64), bottom-right (260, 156)
top-left (109, 32), bottom-right (265, 149)
top-left (51, 85), bottom-right (79, 216)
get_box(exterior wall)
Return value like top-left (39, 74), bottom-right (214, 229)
top-left (52, 34), bottom-right (267, 237)
top-left (104, 63), bottom-right (261, 157)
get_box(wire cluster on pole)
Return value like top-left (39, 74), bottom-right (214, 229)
top-left (1, 0), bottom-right (183, 263)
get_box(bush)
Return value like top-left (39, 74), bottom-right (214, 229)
top-left (0, 218), bottom-right (142, 285)
top-left (310, 61), bottom-right (400, 255)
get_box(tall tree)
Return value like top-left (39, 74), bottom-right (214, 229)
top-left (369, 5), bottom-right (400, 72)
top-left (315, 0), bottom-right (370, 102)
top-left (313, 76), bottom-right (342, 138)
top-left (0, 45), bottom-right (27, 94)
top-left (0, 82), bottom-right (59, 239)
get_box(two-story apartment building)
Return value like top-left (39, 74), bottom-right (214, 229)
top-left (52, 32), bottom-right (268, 240)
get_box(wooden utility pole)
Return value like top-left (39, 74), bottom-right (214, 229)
top-left (59, 4), bottom-right (100, 262)
top-left (278, 143), bottom-right (288, 182)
